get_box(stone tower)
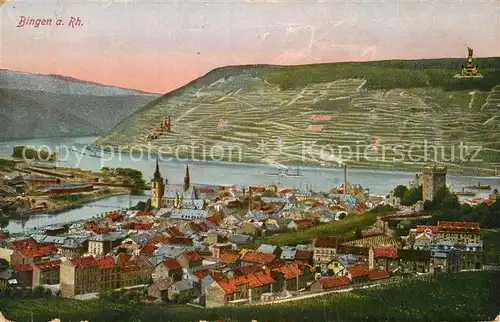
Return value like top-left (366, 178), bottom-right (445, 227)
top-left (421, 165), bottom-right (447, 202)
top-left (152, 158), bottom-right (165, 209)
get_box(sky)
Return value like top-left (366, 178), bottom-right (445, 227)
top-left (1, 0), bottom-right (500, 93)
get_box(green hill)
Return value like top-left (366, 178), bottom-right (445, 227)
top-left (95, 58), bottom-right (500, 174)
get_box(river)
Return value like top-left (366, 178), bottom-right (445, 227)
top-left (1, 136), bottom-right (499, 234)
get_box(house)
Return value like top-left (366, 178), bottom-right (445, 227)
top-left (13, 264), bottom-right (33, 287)
top-left (398, 249), bottom-right (431, 274)
top-left (96, 256), bottom-right (119, 292)
top-left (117, 254), bottom-right (142, 288)
top-left (178, 251), bottom-right (203, 269)
top-left (205, 271), bottom-right (276, 307)
top-left (154, 259), bottom-right (183, 282)
top-left (368, 247), bottom-right (399, 272)
top-left (367, 269), bottom-right (390, 282)
top-left (310, 276), bottom-right (351, 292)
top-left (0, 267), bottom-right (13, 289)
top-left (313, 236), bottom-right (340, 269)
top-left (60, 237), bottom-right (88, 258)
top-left (219, 250), bottom-right (242, 269)
top-left (255, 244), bottom-right (282, 258)
top-left (287, 219), bottom-right (313, 231)
top-left (60, 257), bottom-right (100, 298)
top-left (240, 251), bottom-right (276, 266)
top-left (230, 234), bottom-right (252, 245)
top-left (32, 260), bottom-right (61, 287)
top-left (168, 278), bottom-right (195, 301)
top-left (337, 245), bottom-right (370, 264)
top-left (88, 232), bottom-right (127, 257)
top-left (347, 264), bottom-right (370, 284)
top-left (269, 261), bottom-right (315, 293)
top-left (211, 243), bottom-right (233, 259)
top-left (147, 277), bottom-right (174, 301)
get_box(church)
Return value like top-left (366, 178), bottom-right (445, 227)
top-left (151, 159), bottom-right (214, 211)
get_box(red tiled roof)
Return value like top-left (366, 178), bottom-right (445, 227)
top-left (271, 262), bottom-right (304, 280)
top-left (18, 245), bottom-right (58, 258)
top-left (320, 276), bottom-right (351, 289)
top-left (199, 188), bottom-right (214, 193)
top-left (107, 212), bottom-right (123, 221)
top-left (165, 226), bottom-right (184, 237)
top-left (368, 269), bottom-right (390, 281)
top-left (293, 219), bottom-right (314, 229)
top-left (71, 257), bottom-right (98, 269)
top-left (33, 260), bottom-right (61, 271)
top-left (134, 222), bottom-right (154, 230)
top-left (437, 221), bottom-right (480, 231)
top-left (373, 248), bottom-right (398, 259)
top-left (12, 238), bottom-right (37, 250)
top-left (219, 250), bottom-right (241, 264)
top-left (241, 251), bottom-right (276, 264)
top-left (416, 225), bottom-right (440, 233)
top-left (294, 250), bottom-right (312, 260)
top-left (207, 215), bottom-right (222, 226)
top-left (193, 269), bottom-right (226, 281)
top-left (217, 279), bottom-right (239, 294)
top-left (13, 264), bottom-right (33, 272)
top-left (183, 251), bottom-right (203, 262)
top-left (117, 253), bottom-right (140, 271)
top-left (151, 235), bottom-right (169, 244)
top-left (96, 256), bottom-right (116, 270)
top-left (347, 264), bottom-right (369, 277)
top-left (314, 236), bottom-right (339, 248)
top-left (140, 243), bottom-right (158, 256)
top-left (163, 259), bottom-right (182, 270)
top-left (165, 237), bottom-right (193, 246)
top-left (233, 264), bottom-right (264, 277)
top-left (250, 187), bottom-right (266, 193)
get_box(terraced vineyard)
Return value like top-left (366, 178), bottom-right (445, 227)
top-left (96, 60), bottom-right (500, 174)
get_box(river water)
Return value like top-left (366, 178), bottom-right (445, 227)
top-left (1, 136), bottom-right (499, 234)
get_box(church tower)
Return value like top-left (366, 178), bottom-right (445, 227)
top-left (152, 158), bottom-right (165, 209)
top-left (184, 165), bottom-right (190, 192)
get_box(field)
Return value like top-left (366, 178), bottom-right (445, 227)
top-left (96, 59), bottom-right (500, 175)
top-left (242, 206), bottom-right (391, 249)
top-left (1, 271), bottom-right (498, 322)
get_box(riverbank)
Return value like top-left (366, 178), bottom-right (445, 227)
top-left (5, 190), bottom-right (130, 220)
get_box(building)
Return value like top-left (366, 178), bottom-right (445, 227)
top-left (32, 260), bottom-right (61, 287)
top-left (88, 232), bottom-right (127, 257)
top-left (45, 183), bottom-right (94, 195)
top-left (60, 257), bottom-right (100, 298)
top-left (312, 236), bottom-right (340, 269)
top-left (413, 165), bottom-right (447, 202)
top-left (454, 47), bottom-right (483, 78)
top-left (154, 259), bottom-right (183, 282)
top-left (96, 256), bottom-right (120, 292)
top-left (23, 176), bottom-right (60, 190)
top-left (151, 158), bottom-right (166, 209)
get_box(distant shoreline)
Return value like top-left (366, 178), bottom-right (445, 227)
top-left (5, 190), bottom-right (130, 220)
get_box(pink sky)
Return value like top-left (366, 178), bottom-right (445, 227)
top-left (1, 0), bottom-right (499, 94)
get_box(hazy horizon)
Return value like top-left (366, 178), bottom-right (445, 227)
top-left (2, 0), bottom-right (499, 93)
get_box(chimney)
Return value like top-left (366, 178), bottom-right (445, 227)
top-left (248, 186), bottom-right (253, 213)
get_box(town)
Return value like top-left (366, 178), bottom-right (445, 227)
top-left (0, 160), bottom-right (498, 312)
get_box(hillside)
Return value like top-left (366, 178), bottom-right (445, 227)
top-left (0, 70), bottom-right (160, 139)
top-left (95, 58), bottom-right (500, 174)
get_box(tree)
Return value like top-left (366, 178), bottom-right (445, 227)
top-left (401, 186), bottom-right (422, 206)
top-left (355, 228), bottom-right (363, 239)
top-left (0, 217), bottom-right (8, 229)
top-left (393, 185), bottom-right (409, 200)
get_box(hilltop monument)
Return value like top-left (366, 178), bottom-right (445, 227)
top-left (454, 47), bottom-right (483, 78)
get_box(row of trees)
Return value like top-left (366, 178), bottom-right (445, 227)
top-left (392, 183), bottom-right (500, 229)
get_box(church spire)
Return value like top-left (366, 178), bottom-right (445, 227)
top-left (153, 157), bottom-right (162, 182)
top-left (184, 165), bottom-right (190, 192)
